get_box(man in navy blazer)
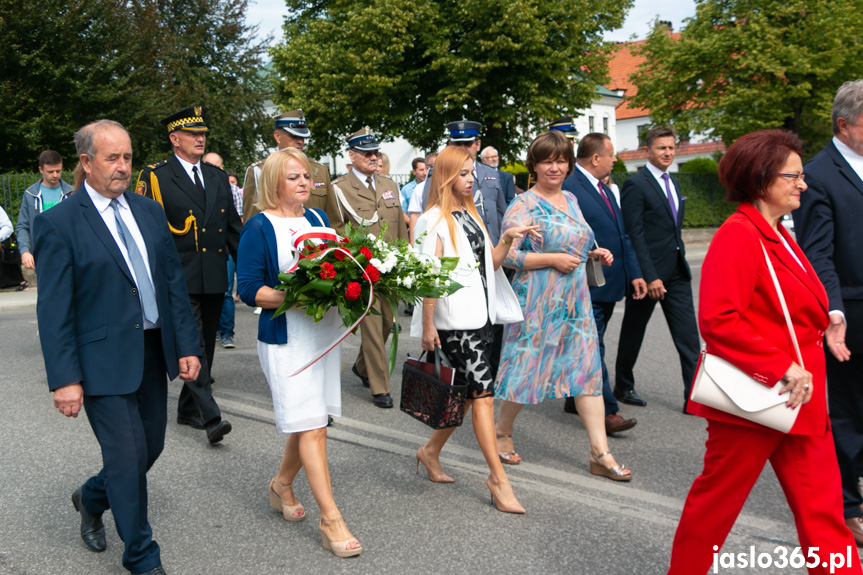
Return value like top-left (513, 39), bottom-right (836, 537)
top-left (33, 120), bottom-right (201, 575)
top-left (794, 79), bottom-right (863, 546)
top-left (562, 133), bottom-right (647, 433)
top-left (615, 126), bottom-right (700, 411)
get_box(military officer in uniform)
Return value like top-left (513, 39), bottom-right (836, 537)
top-left (135, 106), bottom-right (240, 445)
top-left (328, 127), bottom-right (408, 408)
top-left (242, 109), bottom-right (333, 221)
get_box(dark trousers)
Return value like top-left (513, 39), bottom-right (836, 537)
top-left (614, 271), bottom-right (700, 402)
top-left (178, 293), bottom-right (222, 425)
top-left (827, 351), bottom-right (863, 519)
top-left (218, 256), bottom-right (235, 338)
top-left (593, 301), bottom-right (621, 416)
top-left (81, 330), bottom-right (166, 574)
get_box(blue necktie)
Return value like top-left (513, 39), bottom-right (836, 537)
top-left (110, 199), bottom-right (159, 325)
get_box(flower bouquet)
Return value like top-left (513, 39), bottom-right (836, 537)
top-left (273, 222), bottom-right (463, 374)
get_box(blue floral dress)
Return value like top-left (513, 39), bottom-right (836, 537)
top-left (495, 190), bottom-right (602, 404)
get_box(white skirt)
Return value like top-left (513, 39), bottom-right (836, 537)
top-left (257, 307), bottom-right (343, 433)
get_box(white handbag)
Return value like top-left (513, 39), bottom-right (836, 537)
top-left (690, 240), bottom-right (804, 433)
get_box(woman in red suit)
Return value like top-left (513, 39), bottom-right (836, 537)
top-left (667, 130), bottom-right (862, 574)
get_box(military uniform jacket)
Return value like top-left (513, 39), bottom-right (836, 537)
top-left (242, 154), bottom-right (332, 221)
top-left (328, 171), bottom-right (408, 244)
top-left (136, 154), bottom-right (242, 295)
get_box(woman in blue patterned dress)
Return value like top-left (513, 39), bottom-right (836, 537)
top-left (494, 131), bottom-right (631, 481)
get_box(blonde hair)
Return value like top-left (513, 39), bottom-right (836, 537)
top-left (425, 146), bottom-right (487, 254)
top-left (379, 152), bottom-right (390, 175)
top-left (255, 147), bottom-right (310, 211)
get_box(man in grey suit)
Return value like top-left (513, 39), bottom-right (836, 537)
top-left (480, 145), bottom-right (515, 205)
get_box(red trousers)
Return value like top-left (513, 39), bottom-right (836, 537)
top-left (668, 419), bottom-right (862, 575)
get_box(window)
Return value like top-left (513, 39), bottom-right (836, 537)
top-left (589, 116), bottom-right (595, 132)
top-left (603, 117), bottom-right (609, 134)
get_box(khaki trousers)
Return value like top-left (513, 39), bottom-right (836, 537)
top-left (354, 299), bottom-right (393, 395)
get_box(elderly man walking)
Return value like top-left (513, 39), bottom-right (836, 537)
top-left (33, 120), bottom-right (201, 575)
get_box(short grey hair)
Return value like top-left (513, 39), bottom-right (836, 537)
top-left (73, 119), bottom-right (127, 158)
top-left (832, 80), bottom-right (863, 134)
top-left (480, 146), bottom-right (498, 159)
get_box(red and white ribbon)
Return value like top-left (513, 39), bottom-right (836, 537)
top-left (284, 227), bottom-right (375, 376)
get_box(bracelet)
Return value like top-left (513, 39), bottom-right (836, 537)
top-left (502, 237), bottom-right (513, 245)
top-left (424, 302), bottom-right (436, 307)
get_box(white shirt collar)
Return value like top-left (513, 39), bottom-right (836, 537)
top-left (833, 136), bottom-right (863, 181)
top-left (174, 154), bottom-right (203, 182)
top-left (645, 160), bottom-right (669, 180)
top-left (575, 163), bottom-right (601, 189)
top-left (85, 181), bottom-right (128, 213)
top-left (352, 168), bottom-right (375, 187)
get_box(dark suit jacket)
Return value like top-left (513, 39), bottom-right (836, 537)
top-left (563, 168), bottom-right (642, 302)
top-left (794, 140), bottom-right (863, 351)
top-left (32, 189), bottom-right (201, 396)
top-left (498, 169), bottom-right (515, 205)
top-left (620, 167), bottom-right (689, 284)
top-left (136, 154), bottom-right (242, 295)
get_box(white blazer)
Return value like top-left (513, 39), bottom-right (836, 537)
top-left (410, 206), bottom-right (522, 337)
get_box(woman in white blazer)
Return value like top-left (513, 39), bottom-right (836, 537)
top-left (411, 146), bottom-right (538, 514)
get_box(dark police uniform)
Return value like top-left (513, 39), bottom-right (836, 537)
top-left (135, 106), bottom-right (241, 443)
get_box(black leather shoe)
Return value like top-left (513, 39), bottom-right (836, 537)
top-left (563, 397), bottom-right (577, 414)
top-left (614, 388), bottom-right (647, 407)
top-left (372, 393), bottom-right (394, 408)
top-left (351, 365), bottom-right (370, 388)
top-left (177, 414), bottom-right (205, 430)
top-left (71, 487), bottom-right (106, 552)
top-left (138, 566), bottom-right (168, 575)
top-left (206, 420), bottom-right (232, 444)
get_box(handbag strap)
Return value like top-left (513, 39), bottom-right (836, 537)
top-left (760, 239), bottom-right (804, 368)
top-left (420, 346), bottom-right (453, 380)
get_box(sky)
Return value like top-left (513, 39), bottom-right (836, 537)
top-left (246, 0), bottom-right (698, 46)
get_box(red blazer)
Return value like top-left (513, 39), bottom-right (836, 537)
top-left (690, 202), bottom-right (830, 436)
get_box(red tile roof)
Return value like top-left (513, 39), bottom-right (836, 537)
top-left (617, 140), bottom-right (726, 161)
top-left (606, 34), bottom-right (681, 121)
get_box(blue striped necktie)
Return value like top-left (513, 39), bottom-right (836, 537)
top-left (109, 199), bottom-right (159, 325)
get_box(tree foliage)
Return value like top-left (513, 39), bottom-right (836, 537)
top-left (630, 0), bottom-right (863, 156)
top-left (0, 0), bottom-right (270, 172)
top-left (271, 0), bottom-right (632, 161)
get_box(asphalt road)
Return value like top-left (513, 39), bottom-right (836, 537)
top-left (0, 247), bottom-right (830, 575)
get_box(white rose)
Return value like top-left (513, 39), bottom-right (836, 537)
top-left (430, 257), bottom-right (442, 272)
top-left (404, 276), bottom-right (414, 289)
top-left (444, 280), bottom-right (450, 287)
top-left (369, 257), bottom-right (383, 268)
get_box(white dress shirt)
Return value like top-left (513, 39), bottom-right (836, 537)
top-left (833, 136), bottom-right (863, 184)
top-left (85, 183), bottom-right (157, 328)
top-left (408, 179), bottom-right (427, 214)
top-left (0, 205), bottom-right (12, 242)
top-left (175, 154), bottom-right (205, 189)
top-left (352, 168), bottom-right (375, 191)
top-left (646, 161), bottom-right (679, 212)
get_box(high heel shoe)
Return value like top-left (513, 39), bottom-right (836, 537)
top-left (269, 478), bottom-right (305, 521)
top-left (496, 434), bottom-right (521, 465)
top-left (486, 476), bottom-right (525, 514)
top-left (319, 517), bottom-right (362, 558)
top-left (415, 446), bottom-right (454, 483)
top-left (589, 451), bottom-right (632, 482)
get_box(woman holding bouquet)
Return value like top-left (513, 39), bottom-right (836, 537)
top-left (411, 145), bottom-right (538, 514)
top-left (237, 147), bottom-right (361, 558)
top-left (493, 131), bottom-right (628, 481)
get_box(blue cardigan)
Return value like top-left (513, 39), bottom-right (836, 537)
top-left (236, 208), bottom-right (330, 344)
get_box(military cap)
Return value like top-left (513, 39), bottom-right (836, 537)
top-left (274, 109), bottom-right (310, 138)
top-left (446, 120), bottom-right (482, 142)
top-left (161, 106), bottom-right (208, 133)
top-left (347, 126), bottom-right (381, 151)
top-left (548, 116), bottom-right (578, 139)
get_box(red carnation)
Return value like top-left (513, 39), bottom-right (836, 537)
top-left (319, 262), bottom-right (336, 280)
top-left (340, 237), bottom-right (350, 244)
top-left (364, 264), bottom-right (380, 282)
top-left (360, 246), bottom-right (373, 260)
top-left (333, 248), bottom-right (347, 261)
top-left (345, 282), bottom-right (362, 300)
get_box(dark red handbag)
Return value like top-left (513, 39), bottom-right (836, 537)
top-left (400, 347), bottom-right (466, 429)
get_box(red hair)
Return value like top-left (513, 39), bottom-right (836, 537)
top-left (718, 130), bottom-right (804, 203)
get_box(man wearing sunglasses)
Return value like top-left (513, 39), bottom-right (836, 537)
top-left (330, 127), bottom-right (408, 408)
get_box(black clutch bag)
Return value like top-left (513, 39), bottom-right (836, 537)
top-left (1, 234), bottom-right (21, 265)
top-left (400, 347), bottom-right (467, 429)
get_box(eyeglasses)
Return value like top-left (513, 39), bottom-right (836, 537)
top-left (776, 172), bottom-right (805, 183)
top-left (355, 150), bottom-right (381, 158)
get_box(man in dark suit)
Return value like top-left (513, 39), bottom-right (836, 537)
top-left (562, 133), bottom-right (647, 433)
top-left (480, 146), bottom-right (515, 205)
top-left (615, 126), bottom-right (700, 410)
top-left (34, 120), bottom-right (202, 575)
top-left (135, 106), bottom-right (240, 444)
top-left (794, 79), bottom-right (863, 546)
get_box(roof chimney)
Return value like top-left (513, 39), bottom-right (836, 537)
top-left (656, 20), bottom-right (673, 32)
